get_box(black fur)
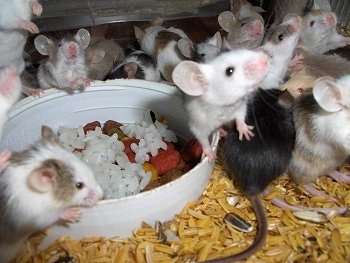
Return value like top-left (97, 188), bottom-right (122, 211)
top-left (221, 88), bottom-right (296, 195)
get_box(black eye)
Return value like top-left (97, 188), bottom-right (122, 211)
top-left (240, 23), bottom-right (246, 27)
top-left (298, 88), bottom-right (304, 93)
top-left (199, 53), bottom-right (205, 58)
top-left (226, 67), bottom-right (235, 76)
top-left (278, 34), bottom-right (284, 41)
top-left (76, 182), bottom-right (84, 189)
top-left (310, 21), bottom-right (315, 27)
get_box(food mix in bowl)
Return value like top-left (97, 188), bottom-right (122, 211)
top-left (57, 112), bottom-right (203, 199)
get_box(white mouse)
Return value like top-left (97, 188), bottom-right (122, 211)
top-left (172, 48), bottom-right (269, 161)
top-left (35, 28), bottom-right (91, 90)
top-left (0, 125), bottom-right (103, 263)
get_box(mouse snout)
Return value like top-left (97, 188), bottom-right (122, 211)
top-left (249, 20), bottom-right (264, 37)
top-left (67, 42), bottom-right (79, 59)
top-left (325, 12), bottom-right (336, 27)
top-left (244, 54), bottom-right (269, 80)
top-left (84, 184), bottom-right (103, 206)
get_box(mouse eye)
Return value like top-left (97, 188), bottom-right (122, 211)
top-left (226, 67), bottom-right (235, 76)
top-left (240, 22), bottom-right (246, 27)
top-left (298, 88), bottom-right (304, 93)
top-left (199, 53), bottom-right (205, 58)
top-left (278, 34), bottom-right (284, 41)
top-left (76, 182), bottom-right (84, 189)
top-left (309, 20), bottom-right (315, 27)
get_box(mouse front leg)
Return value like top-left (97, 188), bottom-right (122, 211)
top-left (19, 20), bottom-right (39, 34)
top-left (0, 151), bottom-right (11, 172)
top-left (235, 118), bottom-right (254, 141)
top-left (60, 207), bottom-right (82, 222)
top-left (29, 0), bottom-right (43, 16)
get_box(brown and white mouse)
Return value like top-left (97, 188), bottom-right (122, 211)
top-left (172, 48), bottom-right (269, 161)
top-left (288, 75), bottom-right (350, 185)
top-left (0, 125), bottom-right (103, 263)
top-left (35, 28), bottom-right (92, 91)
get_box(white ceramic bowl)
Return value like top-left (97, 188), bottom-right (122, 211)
top-left (0, 79), bottom-right (219, 247)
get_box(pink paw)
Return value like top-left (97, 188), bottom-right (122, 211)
top-left (202, 146), bottom-right (215, 162)
top-left (236, 119), bottom-right (254, 141)
top-left (60, 207), bottom-right (82, 222)
top-left (20, 20), bottom-right (39, 34)
top-left (0, 151), bottom-right (11, 172)
top-left (31, 1), bottom-right (43, 16)
top-left (289, 53), bottom-right (304, 68)
top-left (22, 86), bottom-right (43, 97)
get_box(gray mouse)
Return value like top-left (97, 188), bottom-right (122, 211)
top-left (34, 28), bottom-right (92, 91)
top-left (298, 7), bottom-right (350, 54)
top-left (258, 13), bottom-right (302, 90)
top-left (0, 125), bottom-right (103, 263)
top-left (172, 48), bottom-right (269, 161)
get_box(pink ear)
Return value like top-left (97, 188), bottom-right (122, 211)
top-left (313, 80), bottom-right (342, 112)
top-left (172, 60), bottom-right (207, 96)
top-left (124, 62), bottom-right (138, 78)
top-left (27, 168), bottom-right (55, 193)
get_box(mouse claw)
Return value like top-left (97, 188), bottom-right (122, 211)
top-left (60, 207), bottom-right (83, 223)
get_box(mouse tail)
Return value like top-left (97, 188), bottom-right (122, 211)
top-left (200, 195), bottom-right (267, 263)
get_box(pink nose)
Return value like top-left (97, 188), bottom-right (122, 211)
top-left (68, 43), bottom-right (78, 57)
top-left (326, 12), bottom-right (335, 26)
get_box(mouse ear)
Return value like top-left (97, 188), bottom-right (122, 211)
top-left (218, 11), bottom-right (237, 32)
top-left (41, 125), bottom-right (60, 143)
top-left (134, 26), bottom-right (145, 42)
top-left (172, 61), bottom-right (207, 96)
top-left (76, 28), bottom-right (91, 50)
top-left (34, 35), bottom-right (51, 56)
top-left (177, 38), bottom-right (193, 58)
top-left (313, 79), bottom-right (343, 112)
top-left (86, 47), bottom-right (106, 64)
top-left (123, 62), bottom-right (138, 78)
top-left (208, 31), bottom-right (222, 49)
top-left (27, 167), bottom-right (56, 193)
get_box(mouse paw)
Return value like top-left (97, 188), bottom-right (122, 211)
top-left (328, 170), bottom-right (350, 184)
top-left (289, 53), bottom-right (304, 68)
top-left (31, 1), bottom-right (43, 16)
top-left (236, 119), bottom-right (254, 141)
top-left (20, 20), bottom-right (39, 34)
top-left (202, 147), bottom-right (216, 162)
top-left (22, 86), bottom-right (43, 97)
top-left (0, 151), bottom-right (11, 172)
top-left (216, 127), bottom-right (228, 137)
top-left (60, 207), bottom-right (82, 222)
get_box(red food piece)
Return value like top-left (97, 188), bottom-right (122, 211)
top-left (181, 138), bottom-right (203, 163)
top-left (150, 148), bottom-right (181, 176)
top-left (102, 120), bottom-right (123, 135)
top-left (83, 121), bottom-right (101, 134)
top-left (122, 138), bottom-right (140, 163)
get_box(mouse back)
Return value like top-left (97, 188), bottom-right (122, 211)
top-left (289, 76), bottom-right (350, 183)
top-left (221, 89), bottom-right (296, 195)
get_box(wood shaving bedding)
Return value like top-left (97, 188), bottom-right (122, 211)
top-left (13, 160), bottom-right (350, 263)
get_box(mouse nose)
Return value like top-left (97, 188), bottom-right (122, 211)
top-left (68, 42), bottom-right (78, 58)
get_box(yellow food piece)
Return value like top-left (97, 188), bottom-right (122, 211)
top-left (142, 162), bottom-right (159, 181)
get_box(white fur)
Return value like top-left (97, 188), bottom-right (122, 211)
top-left (38, 39), bottom-right (89, 89)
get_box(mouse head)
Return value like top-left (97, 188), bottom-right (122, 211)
top-left (27, 126), bottom-right (103, 207)
top-left (231, 0), bottom-right (265, 20)
top-left (172, 49), bottom-right (269, 105)
top-left (177, 31), bottom-right (222, 63)
top-left (34, 28), bottom-right (91, 60)
top-left (218, 11), bottom-right (264, 49)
